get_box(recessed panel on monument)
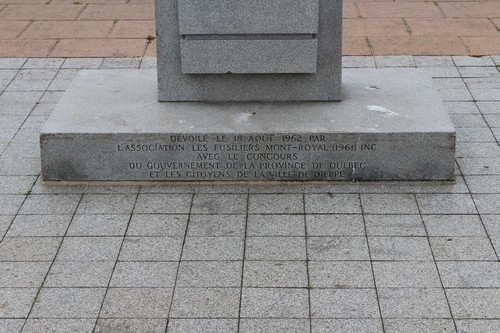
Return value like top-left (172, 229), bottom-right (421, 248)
top-left (155, 0), bottom-right (342, 101)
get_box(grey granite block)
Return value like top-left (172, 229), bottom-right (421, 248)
top-left (372, 261), bottom-right (441, 288)
top-left (19, 194), bottom-right (80, 215)
top-left (456, 319), bottom-right (500, 333)
top-left (416, 194), bottom-right (477, 214)
top-left (306, 214), bottom-right (365, 236)
top-left (0, 262), bottom-right (50, 287)
top-left (364, 215), bottom-right (426, 236)
top-left (187, 215), bottom-right (245, 237)
top-left (473, 194), bottom-right (500, 214)
top-left (342, 56), bottom-right (376, 68)
top-left (305, 194), bottom-right (361, 214)
top-left (191, 194), bottom-right (247, 215)
top-left (110, 261), bottom-right (178, 287)
top-left (0, 288), bottom-right (37, 318)
top-left (67, 214), bottom-right (129, 236)
top-left (170, 288), bottom-right (240, 318)
top-left (239, 319), bottom-right (310, 333)
top-left (369, 237), bottom-right (433, 261)
top-left (182, 237), bottom-right (244, 261)
top-left (0, 58), bottom-right (26, 69)
top-left (176, 261), bottom-right (242, 287)
top-left (76, 194), bottom-right (136, 214)
top-left (100, 288), bottom-right (172, 318)
top-left (0, 319), bottom-right (24, 333)
top-left (0, 195), bottom-right (24, 215)
top-left (378, 288), bottom-right (451, 319)
top-left (134, 194), bottom-right (192, 214)
top-left (95, 319), bottom-right (167, 333)
top-left (466, 175), bottom-right (500, 194)
top-left (241, 288), bottom-right (309, 318)
top-left (375, 56), bottom-right (415, 68)
top-left (423, 215), bottom-right (486, 236)
top-left (23, 58), bottom-right (64, 69)
top-left (414, 56), bottom-right (454, 67)
top-left (312, 319), bottom-right (383, 333)
top-left (247, 214), bottom-right (305, 236)
top-left (430, 237), bottom-right (497, 261)
top-left (167, 319), bottom-right (237, 333)
top-left (438, 261), bottom-right (500, 288)
top-left (310, 289), bottom-right (379, 318)
top-left (384, 319), bottom-right (455, 333)
top-left (30, 288), bottom-right (106, 319)
top-left (453, 56), bottom-right (494, 67)
top-left (456, 128), bottom-right (496, 142)
top-left (245, 237), bottom-right (306, 260)
top-left (56, 237), bottom-right (122, 261)
top-left (23, 319), bottom-right (95, 333)
top-left (0, 237), bottom-right (61, 261)
top-left (100, 58), bottom-right (141, 69)
top-left (119, 237), bottom-right (183, 261)
top-left (243, 261), bottom-right (308, 287)
top-left (40, 68), bottom-right (455, 181)
top-left (308, 261), bottom-right (374, 288)
top-left (45, 261), bottom-right (115, 287)
top-left (6, 214), bottom-right (71, 237)
top-left (447, 289), bottom-right (500, 318)
top-left (127, 214), bottom-right (188, 236)
top-left (249, 194), bottom-right (303, 214)
top-left (307, 237), bottom-right (369, 260)
top-left (360, 194), bottom-right (419, 214)
top-left (61, 58), bottom-right (103, 69)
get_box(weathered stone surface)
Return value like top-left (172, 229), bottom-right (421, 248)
top-left (40, 68), bottom-right (455, 181)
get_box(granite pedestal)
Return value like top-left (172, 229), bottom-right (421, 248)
top-left (40, 68), bottom-right (455, 181)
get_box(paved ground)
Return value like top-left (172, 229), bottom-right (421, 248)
top-left (0, 0), bottom-right (499, 57)
top-left (0, 55), bottom-right (499, 332)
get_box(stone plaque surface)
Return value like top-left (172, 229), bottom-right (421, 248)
top-left (40, 69), bottom-right (456, 181)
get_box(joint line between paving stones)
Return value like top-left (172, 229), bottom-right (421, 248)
top-left (359, 193), bottom-right (386, 333)
top-left (302, 193), bottom-right (313, 332)
top-left (91, 192), bottom-right (140, 332)
top-left (164, 192), bottom-right (195, 331)
top-left (237, 190), bottom-right (250, 333)
top-left (414, 193), bottom-right (460, 332)
top-left (19, 192), bottom-right (84, 331)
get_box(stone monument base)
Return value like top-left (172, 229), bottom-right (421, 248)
top-left (40, 69), bottom-right (455, 181)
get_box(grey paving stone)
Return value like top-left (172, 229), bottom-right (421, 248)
top-left (23, 58), bottom-right (64, 69)
top-left (119, 237), bottom-right (184, 261)
top-left (67, 214), bottom-right (129, 236)
top-left (375, 56), bottom-right (415, 67)
top-left (485, 114), bottom-right (500, 127)
top-left (430, 237), bottom-right (497, 261)
top-left (82, 185), bottom-right (139, 194)
top-left (187, 215), bottom-right (245, 237)
top-left (134, 194), bottom-right (192, 214)
top-left (0, 288), bottom-right (37, 318)
top-left (306, 214), bottom-right (364, 236)
top-left (31, 288), bottom-right (105, 319)
top-left (456, 128), bottom-right (496, 142)
top-left (310, 289), bottom-right (379, 319)
top-left (0, 58), bottom-right (26, 69)
top-left (0, 262), bottom-right (50, 287)
top-left (249, 194), bottom-right (303, 214)
top-left (312, 319), bottom-right (383, 333)
top-left (414, 56), bottom-right (454, 67)
top-left (456, 319), bottom-right (500, 333)
top-left (0, 69), bottom-right (18, 92)
top-left (342, 56), bottom-right (376, 68)
top-left (458, 158), bottom-right (500, 175)
top-left (369, 237), bottom-right (433, 261)
top-left (56, 237), bottom-right (122, 261)
top-left (423, 215), bottom-right (486, 236)
top-left (416, 194), bottom-right (477, 214)
top-left (0, 237), bottom-right (61, 261)
top-left (384, 319), bottom-right (455, 333)
top-left (477, 101), bottom-right (500, 114)
top-left (453, 56), bottom-right (494, 67)
top-left (45, 261), bottom-right (115, 287)
top-left (450, 114), bottom-right (488, 128)
top-left (191, 194), bottom-right (247, 214)
top-left (2, 142), bottom-right (40, 159)
top-left (95, 319), bottom-right (167, 333)
top-left (438, 261), bottom-right (500, 288)
top-left (447, 289), bottom-right (500, 319)
top-left (308, 261), bottom-right (374, 288)
top-left (0, 195), bottom-right (25, 215)
top-left (167, 319), bottom-right (237, 333)
top-left (0, 176), bottom-right (35, 195)
top-left (421, 67), bottom-right (461, 78)
top-left (110, 261), bottom-right (178, 287)
top-left (101, 288), bottom-right (172, 319)
top-left (140, 57), bottom-right (158, 69)
top-left (474, 194), bottom-right (500, 214)
top-left (241, 288), bottom-right (309, 318)
top-left (6, 215), bottom-right (71, 237)
top-left (0, 215), bottom-right (12, 239)
top-left (170, 288), bottom-right (240, 318)
top-left (176, 261), bottom-right (242, 287)
top-left (23, 319), bottom-right (95, 333)
top-left (0, 158), bottom-right (40, 176)
top-left (365, 215), bottom-right (426, 236)
top-left (38, 91), bottom-right (63, 104)
top-left (482, 215), bottom-right (500, 237)
top-left (101, 57), bottom-right (142, 69)
top-left (378, 288), bottom-right (451, 319)
top-left (243, 261), bottom-right (307, 287)
top-left (308, 237), bottom-right (369, 260)
top-left (245, 237), bottom-right (306, 260)
top-left (305, 194), bottom-right (361, 214)
top-left (19, 194), bottom-right (80, 215)
top-left (372, 261), bottom-right (441, 287)
top-left (182, 236), bottom-right (243, 261)
top-left (458, 66), bottom-right (499, 78)
top-left (247, 214), bottom-right (305, 236)
top-left (61, 58), bottom-right (103, 69)
top-left (466, 175), bottom-right (500, 194)
top-left (360, 194), bottom-right (419, 214)
top-left (0, 319), bottom-right (24, 333)
top-left (457, 142), bottom-right (500, 158)
top-left (240, 319), bottom-right (310, 333)
top-left (127, 214), bottom-right (188, 236)
top-left (76, 194), bottom-right (136, 214)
